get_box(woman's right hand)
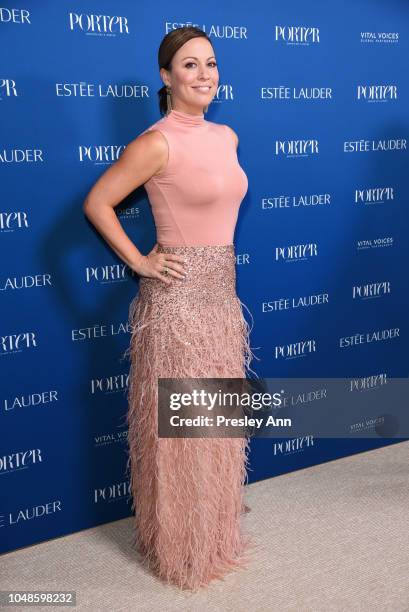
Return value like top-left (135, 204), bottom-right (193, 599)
top-left (134, 243), bottom-right (187, 285)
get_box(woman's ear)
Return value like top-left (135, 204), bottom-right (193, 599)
top-left (159, 67), bottom-right (170, 88)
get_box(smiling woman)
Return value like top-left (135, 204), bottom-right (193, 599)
top-left (158, 43), bottom-right (219, 116)
top-left (83, 24), bottom-right (256, 593)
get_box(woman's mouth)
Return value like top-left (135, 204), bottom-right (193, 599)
top-left (192, 86), bottom-right (212, 93)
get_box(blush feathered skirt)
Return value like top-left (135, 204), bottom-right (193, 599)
top-left (122, 242), bottom-right (258, 591)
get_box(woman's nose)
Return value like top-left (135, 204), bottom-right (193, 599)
top-left (198, 65), bottom-right (210, 78)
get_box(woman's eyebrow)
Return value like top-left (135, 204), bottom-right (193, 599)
top-left (181, 56), bottom-right (216, 60)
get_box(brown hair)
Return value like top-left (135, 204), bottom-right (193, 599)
top-left (157, 26), bottom-right (213, 116)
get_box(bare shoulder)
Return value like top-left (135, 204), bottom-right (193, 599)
top-left (126, 128), bottom-right (168, 157)
top-left (122, 128), bottom-right (169, 175)
top-left (222, 124), bottom-right (239, 149)
top-left (82, 126), bottom-right (170, 211)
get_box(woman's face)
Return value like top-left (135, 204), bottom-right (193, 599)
top-left (161, 36), bottom-right (219, 113)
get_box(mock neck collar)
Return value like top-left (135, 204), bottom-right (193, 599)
top-left (166, 108), bottom-right (205, 126)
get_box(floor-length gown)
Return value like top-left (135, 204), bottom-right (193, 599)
top-left (122, 108), bottom-right (258, 591)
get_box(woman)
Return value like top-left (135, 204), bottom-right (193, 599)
top-left (83, 26), bottom-right (257, 591)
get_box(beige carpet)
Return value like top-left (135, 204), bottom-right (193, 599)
top-left (2, 441), bottom-right (408, 611)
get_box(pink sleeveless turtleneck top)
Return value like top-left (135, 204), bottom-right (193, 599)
top-left (140, 109), bottom-right (248, 247)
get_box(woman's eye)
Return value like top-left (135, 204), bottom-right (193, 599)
top-left (185, 62), bottom-right (217, 68)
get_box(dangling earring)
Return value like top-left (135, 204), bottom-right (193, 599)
top-left (166, 86), bottom-right (172, 115)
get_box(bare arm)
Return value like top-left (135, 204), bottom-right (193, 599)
top-left (82, 130), bottom-right (168, 272)
top-left (224, 124), bottom-right (239, 149)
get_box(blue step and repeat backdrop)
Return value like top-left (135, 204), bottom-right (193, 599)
top-left (1, 2), bottom-right (408, 554)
